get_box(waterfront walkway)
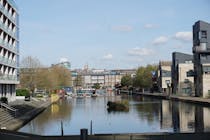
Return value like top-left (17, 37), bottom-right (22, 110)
top-left (1, 129), bottom-right (210, 140)
top-left (0, 97), bottom-right (52, 130)
top-left (121, 90), bottom-right (210, 106)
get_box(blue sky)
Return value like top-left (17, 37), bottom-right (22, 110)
top-left (15, 0), bottom-right (210, 69)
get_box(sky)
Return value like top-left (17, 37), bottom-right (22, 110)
top-left (15, 0), bottom-right (210, 69)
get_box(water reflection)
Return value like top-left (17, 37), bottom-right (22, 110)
top-left (19, 95), bottom-right (210, 135)
top-left (161, 100), bottom-right (210, 132)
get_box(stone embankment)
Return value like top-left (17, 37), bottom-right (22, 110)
top-left (120, 90), bottom-right (210, 106)
top-left (0, 95), bottom-right (59, 131)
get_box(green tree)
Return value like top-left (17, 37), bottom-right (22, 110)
top-left (92, 83), bottom-right (100, 89)
top-left (133, 65), bottom-right (157, 92)
top-left (74, 75), bottom-right (83, 87)
top-left (121, 75), bottom-right (132, 89)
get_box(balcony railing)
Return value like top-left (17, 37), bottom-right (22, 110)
top-left (0, 21), bottom-right (16, 39)
top-left (0, 39), bottom-right (17, 53)
top-left (0, 56), bottom-right (16, 67)
top-left (0, 74), bottom-right (17, 81)
top-left (0, 4), bottom-right (16, 24)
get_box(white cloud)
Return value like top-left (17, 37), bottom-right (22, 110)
top-left (102, 53), bottom-right (113, 60)
top-left (59, 57), bottom-right (69, 63)
top-left (152, 36), bottom-right (168, 45)
top-left (128, 47), bottom-right (155, 56)
top-left (112, 25), bottom-right (133, 32)
top-left (174, 31), bottom-right (192, 42)
top-left (144, 24), bottom-right (157, 29)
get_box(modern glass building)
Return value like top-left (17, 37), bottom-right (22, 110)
top-left (0, 0), bottom-right (19, 102)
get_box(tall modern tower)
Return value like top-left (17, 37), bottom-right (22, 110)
top-left (193, 20), bottom-right (210, 97)
top-left (0, 0), bottom-right (19, 102)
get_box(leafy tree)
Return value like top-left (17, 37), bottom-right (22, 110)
top-left (74, 75), bottom-right (83, 87)
top-left (133, 65), bottom-right (157, 91)
top-left (121, 75), bottom-right (132, 88)
top-left (92, 83), bottom-right (100, 89)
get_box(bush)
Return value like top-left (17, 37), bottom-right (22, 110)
top-left (16, 89), bottom-right (30, 96)
top-left (0, 97), bottom-right (8, 104)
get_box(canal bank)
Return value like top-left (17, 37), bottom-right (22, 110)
top-left (1, 95), bottom-right (59, 131)
top-left (1, 129), bottom-right (210, 140)
top-left (121, 90), bottom-right (210, 106)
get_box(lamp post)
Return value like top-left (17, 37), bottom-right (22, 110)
top-left (165, 80), bottom-right (171, 97)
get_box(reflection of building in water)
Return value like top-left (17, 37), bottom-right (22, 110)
top-left (195, 106), bottom-right (204, 132)
top-left (204, 108), bottom-right (210, 131)
top-left (171, 101), bottom-right (210, 133)
top-left (160, 100), bottom-right (172, 129)
top-left (172, 101), bottom-right (180, 132)
top-left (172, 102), bottom-right (195, 132)
top-left (179, 103), bottom-right (195, 132)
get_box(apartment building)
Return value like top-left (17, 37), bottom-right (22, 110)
top-left (157, 61), bottom-right (172, 93)
top-left (172, 52), bottom-right (194, 95)
top-left (0, 0), bottom-right (19, 102)
top-left (76, 69), bottom-right (136, 88)
top-left (193, 20), bottom-right (210, 97)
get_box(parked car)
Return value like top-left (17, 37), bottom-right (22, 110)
top-left (25, 95), bottom-right (30, 101)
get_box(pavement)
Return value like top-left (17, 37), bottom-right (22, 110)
top-left (0, 97), bottom-right (53, 131)
top-left (122, 90), bottom-right (210, 106)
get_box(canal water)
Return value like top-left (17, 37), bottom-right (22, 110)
top-left (18, 95), bottom-right (210, 135)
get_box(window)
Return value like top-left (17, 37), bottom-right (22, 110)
top-left (201, 31), bottom-right (207, 38)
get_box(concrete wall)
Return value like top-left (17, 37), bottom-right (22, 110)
top-left (177, 63), bottom-right (194, 95)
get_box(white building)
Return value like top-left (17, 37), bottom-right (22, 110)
top-left (0, 0), bottom-right (19, 102)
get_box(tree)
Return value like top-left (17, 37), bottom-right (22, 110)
top-left (19, 56), bottom-right (72, 93)
top-left (50, 65), bottom-right (72, 88)
top-left (133, 65), bottom-right (157, 92)
top-left (74, 75), bottom-right (83, 87)
top-left (121, 75), bottom-right (132, 89)
top-left (92, 83), bottom-right (100, 89)
top-left (20, 56), bottom-right (42, 92)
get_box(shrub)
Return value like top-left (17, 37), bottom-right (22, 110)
top-left (0, 97), bottom-right (8, 104)
top-left (16, 89), bottom-right (30, 96)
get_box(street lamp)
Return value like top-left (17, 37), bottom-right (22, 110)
top-left (165, 80), bottom-right (171, 96)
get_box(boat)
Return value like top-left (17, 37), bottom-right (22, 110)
top-left (76, 88), bottom-right (94, 98)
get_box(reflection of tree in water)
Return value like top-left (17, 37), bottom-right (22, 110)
top-left (31, 98), bottom-right (73, 131)
top-left (135, 99), bottom-right (161, 125)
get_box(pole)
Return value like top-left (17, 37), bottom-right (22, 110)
top-left (90, 120), bottom-right (92, 135)
top-left (80, 129), bottom-right (88, 140)
top-left (61, 121), bottom-right (63, 136)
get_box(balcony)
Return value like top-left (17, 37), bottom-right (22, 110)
top-left (0, 39), bottom-right (17, 53)
top-left (0, 21), bottom-right (16, 39)
top-left (0, 4), bottom-right (16, 24)
top-left (193, 43), bottom-right (210, 54)
top-left (0, 56), bottom-right (16, 67)
top-left (0, 74), bottom-right (18, 84)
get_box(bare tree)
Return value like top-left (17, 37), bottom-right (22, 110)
top-left (19, 56), bottom-right (72, 94)
top-left (20, 56), bottom-right (42, 92)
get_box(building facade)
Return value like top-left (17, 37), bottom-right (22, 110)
top-left (0, 0), bottom-right (19, 102)
top-left (172, 52), bottom-right (194, 95)
top-left (74, 69), bottom-right (136, 89)
top-left (193, 20), bottom-right (210, 97)
top-left (157, 61), bottom-right (172, 93)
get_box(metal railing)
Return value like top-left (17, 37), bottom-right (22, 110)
top-left (0, 102), bottom-right (18, 117)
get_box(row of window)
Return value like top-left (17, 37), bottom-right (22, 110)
top-left (0, 0), bottom-right (16, 19)
top-left (0, 64), bottom-right (16, 76)
top-left (0, 12), bottom-right (16, 31)
top-left (0, 29), bottom-right (16, 47)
